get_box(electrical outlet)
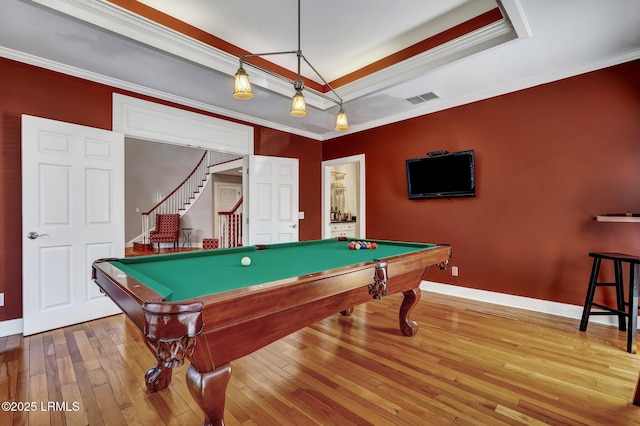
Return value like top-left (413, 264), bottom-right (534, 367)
top-left (451, 266), bottom-right (459, 277)
top-left (0, 292), bottom-right (4, 307)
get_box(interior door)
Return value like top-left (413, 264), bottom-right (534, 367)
top-left (213, 182), bottom-right (242, 240)
top-left (246, 155), bottom-right (299, 245)
top-left (22, 115), bottom-right (124, 335)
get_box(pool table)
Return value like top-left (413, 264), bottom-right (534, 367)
top-left (92, 238), bottom-right (450, 425)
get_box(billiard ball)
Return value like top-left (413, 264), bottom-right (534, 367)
top-left (241, 256), bottom-right (251, 266)
top-left (348, 242), bottom-right (355, 250)
top-left (371, 242), bottom-right (378, 249)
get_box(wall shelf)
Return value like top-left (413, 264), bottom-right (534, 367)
top-left (596, 214), bottom-right (640, 223)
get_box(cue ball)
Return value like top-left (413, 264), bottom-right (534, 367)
top-left (241, 256), bottom-right (251, 266)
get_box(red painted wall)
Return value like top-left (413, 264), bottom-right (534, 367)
top-left (2, 57), bottom-right (639, 323)
top-left (323, 60), bottom-right (640, 306)
top-left (0, 58), bottom-right (321, 321)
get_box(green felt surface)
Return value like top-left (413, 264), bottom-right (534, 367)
top-left (111, 239), bottom-right (437, 301)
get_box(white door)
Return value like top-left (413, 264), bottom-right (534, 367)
top-left (246, 155), bottom-right (299, 245)
top-left (22, 115), bottom-right (124, 335)
top-left (213, 182), bottom-right (242, 239)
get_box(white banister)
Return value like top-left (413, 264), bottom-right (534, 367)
top-left (218, 197), bottom-right (243, 248)
top-left (141, 150), bottom-right (210, 243)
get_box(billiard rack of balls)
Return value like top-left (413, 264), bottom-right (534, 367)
top-left (347, 240), bottom-right (378, 250)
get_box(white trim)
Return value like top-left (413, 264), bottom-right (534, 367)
top-left (30, 0), bottom-right (517, 109)
top-left (421, 280), bottom-right (625, 328)
top-left (213, 181), bottom-right (243, 242)
top-left (501, 0), bottom-right (533, 39)
top-left (345, 49), bottom-right (640, 137)
top-left (338, 19), bottom-right (517, 103)
top-left (3, 35), bottom-right (639, 142)
top-left (113, 94), bottom-right (254, 155)
top-left (0, 281), bottom-right (627, 337)
top-left (0, 46), bottom-right (324, 141)
top-left (30, 0), bottom-right (239, 75)
top-left (321, 154), bottom-right (366, 239)
top-left (0, 318), bottom-right (23, 337)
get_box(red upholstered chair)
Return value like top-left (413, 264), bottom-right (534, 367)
top-left (149, 214), bottom-right (180, 250)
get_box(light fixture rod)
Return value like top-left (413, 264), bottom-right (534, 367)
top-left (300, 55), bottom-right (343, 104)
top-left (239, 50), bottom-right (297, 62)
top-left (297, 0), bottom-right (301, 53)
top-left (239, 60), bottom-right (342, 107)
top-left (232, 0), bottom-right (348, 130)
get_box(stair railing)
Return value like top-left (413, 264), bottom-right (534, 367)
top-left (218, 197), bottom-right (243, 248)
top-left (142, 151), bottom-right (210, 243)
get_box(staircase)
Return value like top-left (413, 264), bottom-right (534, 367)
top-left (132, 150), bottom-right (242, 250)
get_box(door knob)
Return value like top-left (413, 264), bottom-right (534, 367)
top-left (289, 224), bottom-right (297, 229)
top-left (27, 232), bottom-right (49, 239)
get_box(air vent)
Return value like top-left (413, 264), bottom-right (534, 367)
top-left (405, 91), bottom-right (440, 105)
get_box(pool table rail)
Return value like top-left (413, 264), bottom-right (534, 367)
top-left (92, 258), bottom-right (166, 330)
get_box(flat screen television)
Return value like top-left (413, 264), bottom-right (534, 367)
top-left (406, 150), bottom-right (476, 199)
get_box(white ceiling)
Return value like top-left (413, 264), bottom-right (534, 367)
top-left (138, 0), bottom-right (498, 83)
top-left (1, 0), bottom-right (639, 141)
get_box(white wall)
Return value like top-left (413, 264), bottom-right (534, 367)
top-left (124, 138), bottom-right (208, 243)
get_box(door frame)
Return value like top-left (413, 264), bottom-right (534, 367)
top-left (113, 94), bottom-right (254, 155)
top-left (213, 181), bottom-right (243, 241)
top-left (321, 154), bottom-right (366, 239)
top-left (113, 94), bottom-right (254, 244)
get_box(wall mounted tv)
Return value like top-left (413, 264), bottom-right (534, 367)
top-left (406, 150), bottom-right (476, 199)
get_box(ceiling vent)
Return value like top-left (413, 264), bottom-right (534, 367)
top-left (405, 91), bottom-right (440, 105)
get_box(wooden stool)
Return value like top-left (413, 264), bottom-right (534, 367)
top-left (579, 252), bottom-right (640, 353)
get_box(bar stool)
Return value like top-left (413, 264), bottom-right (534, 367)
top-left (579, 252), bottom-right (640, 353)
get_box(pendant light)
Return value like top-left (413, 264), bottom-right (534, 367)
top-left (232, 0), bottom-right (348, 131)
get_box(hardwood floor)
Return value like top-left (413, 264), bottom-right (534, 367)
top-left (2, 292), bottom-right (640, 425)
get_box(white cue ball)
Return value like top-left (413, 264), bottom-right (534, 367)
top-left (241, 256), bottom-right (251, 266)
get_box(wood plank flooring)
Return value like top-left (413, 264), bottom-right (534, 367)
top-left (2, 292), bottom-right (640, 425)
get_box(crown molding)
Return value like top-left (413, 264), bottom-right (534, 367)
top-left (0, 45), bottom-right (325, 141)
top-left (30, 0), bottom-right (517, 110)
top-left (344, 48), bottom-right (640, 137)
top-left (30, 0), bottom-right (344, 110)
top-left (338, 19), bottom-right (517, 102)
top-left (31, 0), bottom-right (239, 74)
top-left (4, 42), bottom-right (639, 142)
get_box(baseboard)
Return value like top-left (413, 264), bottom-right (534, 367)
top-left (421, 281), bottom-right (622, 328)
top-left (0, 282), bottom-right (625, 338)
top-left (0, 318), bottom-right (23, 337)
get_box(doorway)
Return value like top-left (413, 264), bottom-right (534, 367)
top-left (321, 154), bottom-right (366, 239)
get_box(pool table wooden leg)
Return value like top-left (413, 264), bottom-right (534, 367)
top-left (400, 287), bottom-right (421, 336)
top-left (143, 336), bottom-right (175, 391)
top-left (340, 307), bottom-right (354, 316)
top-left (145, 362), bottom-right (173, 392)
top-left (186, 363), bottom-right (232, 426)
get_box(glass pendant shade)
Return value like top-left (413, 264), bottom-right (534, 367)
top-left (290, 90), bottom-right (308, 117)
top-left (334, 108), bottom-right (349, 131)
top-left (233, 67), bottom-right (254, 99)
